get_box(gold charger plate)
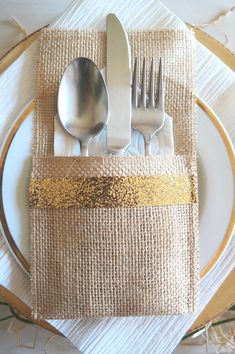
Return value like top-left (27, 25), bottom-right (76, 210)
top-left (0, 27), bottom-right (234, 333)
top-left (189, 24), bottom-right (235, 332)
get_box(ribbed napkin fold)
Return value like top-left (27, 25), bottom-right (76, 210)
top-left (30, 28), bottom-right (199, 319)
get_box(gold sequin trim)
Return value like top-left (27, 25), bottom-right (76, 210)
top-left (29, 175), bottom-right (197, 208)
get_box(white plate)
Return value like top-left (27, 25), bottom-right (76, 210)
top-left (0, 98), bottom-right (234, 275)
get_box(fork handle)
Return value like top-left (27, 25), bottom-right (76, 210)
top-left (144, 135), bottom-right (151, 156)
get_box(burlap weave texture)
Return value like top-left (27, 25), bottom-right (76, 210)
top-left (30, 28), bottom-right (199, 319)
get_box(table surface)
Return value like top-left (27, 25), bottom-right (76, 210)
top-left (0, 0), bottom-right (234, 353)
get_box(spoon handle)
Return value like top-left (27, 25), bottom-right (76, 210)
top-left (80, 140), bottom-right (89, 156)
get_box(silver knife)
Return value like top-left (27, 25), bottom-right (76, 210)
top-left (106, 14), bottom-right (131, 153)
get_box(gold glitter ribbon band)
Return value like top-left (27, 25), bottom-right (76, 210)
top-left (29, 175), bottom-right (197, 208)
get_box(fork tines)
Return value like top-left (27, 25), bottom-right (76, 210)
top-left (132, 57), bottom-right (164, 111)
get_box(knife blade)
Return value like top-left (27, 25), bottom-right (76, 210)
top-left (106, 14), bottom-right (131, 153)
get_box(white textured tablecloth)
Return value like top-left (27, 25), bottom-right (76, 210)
top-left (0, 1), bottom-right (235, 353)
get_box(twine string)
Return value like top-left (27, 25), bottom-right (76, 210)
top-left (191, 5), bottom-right (235, 48)
top-left (43, 334), bottom-right (57, 354)
top-left (191, 6), bottom-right (235, 28)
top-left (10, 16), bottom-right (28, 37)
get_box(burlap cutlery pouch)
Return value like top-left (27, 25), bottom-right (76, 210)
top-left (30, 28), bottom-right (199, 319)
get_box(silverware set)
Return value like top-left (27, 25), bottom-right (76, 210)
top-left (58, 14), bottom-right (165, 156)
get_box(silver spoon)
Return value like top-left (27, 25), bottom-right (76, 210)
top-left (58, 57), bottom-right (109, 156)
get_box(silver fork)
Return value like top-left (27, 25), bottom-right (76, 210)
top-left (132, 57), bottom-right (165, 156)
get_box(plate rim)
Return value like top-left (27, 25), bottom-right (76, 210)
top-left (0, 101), bottom-right (33, 273)
top-left (197, 97), bottom-right (235, 277)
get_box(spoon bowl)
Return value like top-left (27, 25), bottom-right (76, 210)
top-left (58, 57), bottom-right (109, 156)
